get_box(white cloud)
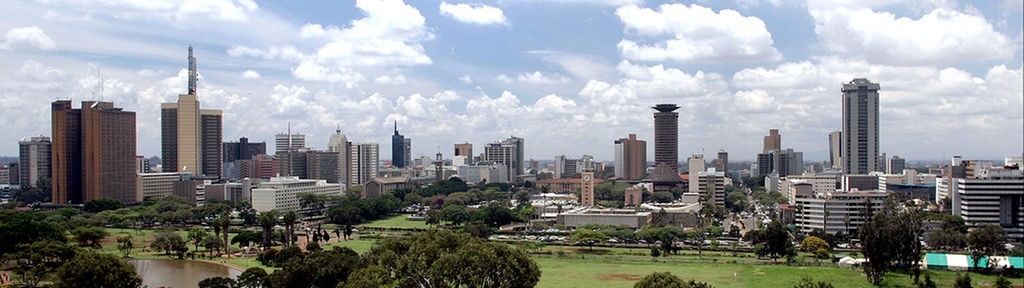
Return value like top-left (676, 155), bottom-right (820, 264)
top-left (439, 2), bottom-right (508, 26)
top-left (497, 71), bottom-right (570, 84)
top-left (374, 74), bottom-right (407, 85)
top-left (734, 89), bottom-right (776, 112)
top-left (1, 27), bottom-right (57, 50)
top-left (30, 0), bottom-right (258, 22)
top-left (241, 69), bottom-right (260, 79)
top-left (457, 75), bottom-right (473, 84)
top-left (231, 0), bottom-right (434, 83)
top-left (615, 4), bottom-right (782, 63)
top-left (811, 7), bottom-right (1016, 65)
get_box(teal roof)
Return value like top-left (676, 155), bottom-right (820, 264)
top-left (1011, 256), bottom-right (1023, 269)
top-left (925, 253), bottom-right (947, 267)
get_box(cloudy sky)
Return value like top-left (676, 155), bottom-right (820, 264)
top-left (1, 0), bottom-right (1021, 163)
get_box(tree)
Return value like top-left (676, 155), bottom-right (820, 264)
top-left (633, 272), bottom-right (686, 288)
top-left (233, 230), bottom-right (263, 247)
top-left (212, 212), bottom-right (232, 255)
top-left (83, 198), bottom-right (125, 213)
top-left (12, 239), bottom-right (78, 287)
top-left (800, 236), bottom-right (831, 263)
top-left (268, 247), bottom-right (361, 288)
top-left (258, 210), bottom-right (279, 248)
top-left (189, 228), bottom-right (211, 253)
top-left (757, 220), bottom-right (794, 262)
top-left (441, 205), bottom-right (470, 226)
top-left (236, 267), bottom-right (270, 288)
top-left (116, 235), bottom-right (134, 258)
top-left (967, 224), bottom-right (1008, 271)
top-left (859, 199), bottom-right (925, 285)
top-left (203, 234), bottom-right (223, 257)
top-left (151, 231), bottom-right (188, 259)
top-left (198, 277), bottom-right (236, 288)
top-left (793, 276), bottom-right (834, 288)
top-left (993, 276), bottom-right (1012, 288)
top-left (571, 229), bottom-right (610, 252)
top-left (55, 251), bottom-right (142, 288)
top-left (0, 212), bottom-right (66, 257)
top-left (71, 226), bottom-right (109, 248)
top-left (363, 230), bottom-right (540, 288)
top-left (343, 266), bottom-right (391, 288)
top-left (281, 210), bottom-right (298, 246)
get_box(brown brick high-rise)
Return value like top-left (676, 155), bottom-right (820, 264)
top-left (52, 100), bottom-right (137, 204)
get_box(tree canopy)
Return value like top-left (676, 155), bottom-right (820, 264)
top-left (55, 251), bottom-right (142, 288)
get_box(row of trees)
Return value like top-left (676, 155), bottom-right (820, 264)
top-left (0, 211), bottom-right (142, 287)
top-left (202, 230), bottom-right (541, 288)
top-left (859, 199), bottom-right (1014, 285)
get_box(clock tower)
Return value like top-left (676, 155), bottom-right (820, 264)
top-left (581, 169), bottom-right (595, 207)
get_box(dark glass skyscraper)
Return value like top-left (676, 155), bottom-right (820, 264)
top-left (391, 122), bottom-right (410, 168)
top-left (652, 104), bottom-right (680, 173)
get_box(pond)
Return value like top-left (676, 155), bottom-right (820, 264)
top-left (131, 259), bottom-right (242, 287)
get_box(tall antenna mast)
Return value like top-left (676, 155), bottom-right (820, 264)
top-left (188, 45), bottom-right (197, 95)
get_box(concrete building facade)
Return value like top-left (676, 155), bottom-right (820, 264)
top-left (161, 46), bottom-right (223, 179)
top-left (19, 136), bottom-right (51, 188)
top-left (841, 78), bottom-right (880, 175)
top-left (251, 176), bottom-right (344, 212)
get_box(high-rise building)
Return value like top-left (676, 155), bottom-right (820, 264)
top-left (828, 130), bottom-right (842, 170)
top-left (652, 104), bottom-right (680, 173)
top-left (886, 155), bottom-right (905, 174)
top-left (614, 134), bottom-right (647, 180)
top-left (688, 154), bottom-right (705, 193)
top-left (51, 100), bottom-right (137, 204)
top-left (328, 128), bottom-right (351, 185)
top-left (350, 143), bottom-right (379, 186)
top-left (763, 129), bottom-right (781, 153)
top-left (274, 130), bottom-right (305, 177)
top-left (454, 143), bottom-right (472, 158)
top-left (307, 150), bottom-right (341, 184)
top-left (952, 165), bottom-right (1023, 242)
top-left (483, 137), bottom-right (524, 183)
top-left (223, 137), bottom-right (266, 163)
top-left (161, 46), bottom-right (223, 178)
top-left (136, 156), bottom-right (150, 174)
top-left (841, 78), bottom-right (880, 175)
top-left (19, 136), bottom-right (51, 188)
top-left (391, 122), bottom-right (410, 168)
top-left (756, 148), bottom-right (804, 177)
top-left (714, 150), bottom-right (729, 177)
top-left (275, 132), bottom-right (306, 154)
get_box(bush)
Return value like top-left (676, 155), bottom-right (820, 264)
top-left (257, 248), bottom-right (278, 266)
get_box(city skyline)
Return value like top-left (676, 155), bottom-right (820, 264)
top-left (0, 1), bottom-right (1021, 162)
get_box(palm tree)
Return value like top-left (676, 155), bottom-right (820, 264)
top-left (257, 210), bottom-right (279, 248)
top-left (281, 210), bottom-right (298, 247)
top-left (216, 212), bottom-right (231, 254)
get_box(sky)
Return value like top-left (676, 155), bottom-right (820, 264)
top-left (0, 0), bottom-right (1021, 163)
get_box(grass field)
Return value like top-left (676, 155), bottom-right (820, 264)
top-left (532, 256), bottom-right (1006, 288)
top-left (360, 214), bottom-right (431, 229)
top-left (95, 227), bottom-right (1013, 288)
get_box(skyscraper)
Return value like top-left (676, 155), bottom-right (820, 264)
top-left (275, 132), bottom-right (306, 153)
top-left (454, 143), bottom-right (472, 157)
top-left (652, 104), bottom-right (680, 173)
top-left (714, 150), bottom-right (728, 177)
top-left (614, 134), bottom-right (647, 180)
top-left (391, 122), bottom-right (409, 168)
top-left (350, 143), bottom-right (379, 186)
top-left (19, 136), bottom-right (51, 188)
top-left (161, 46), bottom-right (223, 178)
top-left (328, 128), bottom-right (351, 185)
top-left (763, 129), bottom-right (781, 153)
top-left (483, 136), bottom-right (524, 183)
top-left (52, 100), bottom-right (137, 204)
top-left (828, 130), bottom-right (842, 170)
top-left (688, 153), bottom-right (705, 193)
top-left (841, 78), bottom-right (880, 175)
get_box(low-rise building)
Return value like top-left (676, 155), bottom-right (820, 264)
top-left (953, 165), bottom-right (1023, 243)
top-left (364, 176), bottom-right (412, 199)
top-left (557, 207), bottom-right (651, 228)
top-left (536, 177), bottom-right (605, 194)
top-left (793, 190), bottom-right (889, 235)
top-left (251, 176), bottom-right (344, 212)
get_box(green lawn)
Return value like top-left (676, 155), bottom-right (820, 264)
top-left (533, 256), bottom-right (1005, 288)
top-left (321, 238), bottom-right (376, 254)
top-left (360, 214), bottom-right (431, 229)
